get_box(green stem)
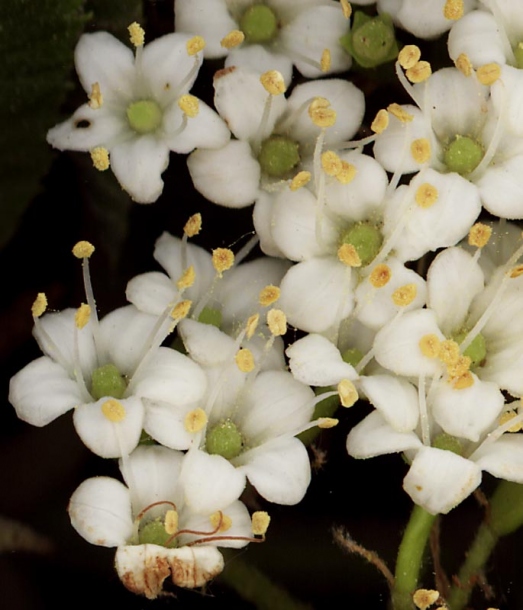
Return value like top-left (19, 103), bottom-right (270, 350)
top-left (391, 505), bottom-right (437, 610)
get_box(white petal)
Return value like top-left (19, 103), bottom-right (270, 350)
top-left (110, 135), bottom-right (170, 203)
top-left (403, 447), bottom-right (482, 515)
top-left (253, 192), bottom-right (286, 257)
top-left (473, 435), bottom-right (523, 483)
top-left (9, 357), bottom-right (82, 426)
top-left (144, 400), bottom-right (194, 450)
top-left (68, 477), bottom-right (133, 547)
top-left (73, 396), bottom-right (144, 458)
top-left (286, 334), bottom-right (358, 386)
top-left (126, 272), bottom-right (178, 316)
top-left (346, 410), bottom-right (422, 458)
top-left (187, 140), bottom-right (261, 208)
top-left (225, 46), bottom-right (293, 88)
top-left (476, 155), bottom-right (523, 219)
top-left (237, 437), bottom-right (311, 505)
top-left (178, 319), bottom-right (236, 367)
top-left (448, 11), bottom-right (507, 67)
top-left (180, 449), bottom-right (246, 514)
top-left (359, 375), bottom-right (419, 432)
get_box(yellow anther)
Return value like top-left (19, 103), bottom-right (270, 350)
top-left (178, 94), bottom-right (199, 118)
top-left (171, 299), bottom-right (192, 320)
top-left (128, 22), bottom-right (145, 47)
top-left (187, 35), bottom-right (205, 56)
top-left (184, 213), bottom-right (202, 237)
top-left (371, 109), bottom-right (389, 134)
top-left (210, 511), bottom-right (232, 532)
top-left (212, 248), bottom-right (234, 277)
top-left (246, 313), bottom-right (259, 339)
top-left (391, 283), bottom-right (417, 306)
top-left (72, 240), bottom-right (95, 259)
top-left (338, 379), bottom-right (358, 407)
top-left (455, 53), bottom-right (473, 77)
top-left (336, 161), bottom-right (357, 184)
top-left (267, 308), bottom-right (287, 336)
top-left (438, 339), bottom-right (460, 365)
top-left (260, 70), bottom-right (286, 95)
top-left (321, 48), bottom-right (331, 72)
top-left (338, 243), bottom-right (361, 268)
top-left (451, 371), bottom-right (474, 390)
top-left (443, 0), bottom-right (464, 20)
top-left (290, 170), bottom-right (311, 191)
top-left (411, 138), bottom-right (431, 163)
top-left (184, 407), bottom-right (208, 433)
top-left (235, 348), bottom-right (255, 372)
top-left (252, 511), bottom-right (270, 536)
top-left (415, 183), bottom-right (439, 208)
top-left (164, 510), bottom-right (178, 535)
top-left (308, 97), bottom-right (337, 128)
top-left (477, 63), bottom-right (501, 85)
top-left (387, 103), bottom-right (414, 123)
top-left (318, 417), bottom-right (339, 429)
top-left (259, 285), bottom-right (280, 307)
top-left (419, 334), bottom-right (441, 358)
top-left (90, 147), bottom-right (110, 171)
top-left (321, 150), bottom-right (343, 176)
top-left (509, 264), bottom-right (523, 278)
top-left (101, 399), bottom-right (126, 422)
top-left (369, 264), bottom-right (392, 288)
top-left (406, 61), bottom-right (432, 83)
top-left (176, 266), bottom-right (196, 291)
top-left (220, 29), bottom-right (245, 49)
top-left (468, 223), bottom-right (492, 248)
top-left (499, 411), bottom-right (523, 432)
top-left (447, 355), bottom-right (471, 378)
top-left (32, 293), bottom-right (48, 318)
top-left (413, 588), bottom-right (440, 610)
top-left (88, 82), bottom-right (103, 109)
top-left (75, 303), bottom-right (91, 329)
top-left (340, 0), bottom-right (352, 19)
top-left (398, 45), bottom-right (421, 70)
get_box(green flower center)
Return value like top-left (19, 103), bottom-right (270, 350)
top-left (126, 100), bottom-right (163, 134)
top-left (240, 4), bottom-right (278, 44)
top-left (138, 519), bottom-right (177, 548)
top-left (340, 222), bottom-right (383, 267)
top-left (514, 42), bottom-right (523, 69)
top-left (198, 306), bottom-right (223, 328)
top-left (90, 363), bottom-right (127, 400)
top-left (206, 419), bottom-right (243, 460)
top-left (352, 16), bottom-right (396, 64)
top-left (432, 432), bottom-right (463, 455)
top-left (342, 347), bottom-right (364, 367)
top-left (443, 135), bottom-right (484, 176)
top-left (454, 330), bottom-right (487, 367)
top-left (258, 135), bottom-right (300, 177)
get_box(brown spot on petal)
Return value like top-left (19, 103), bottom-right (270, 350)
top-left (214, 66), bottom-right (237, 81)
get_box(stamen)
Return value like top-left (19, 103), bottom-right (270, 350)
top-left (259, 285), bottom-right (280, 307)
top-left (88, 82), bottom-right (103, 109)
top-left (455, 53), bottom-right (473, 77)
top-left (32, 293), bottom-right (47, 318)
top-left (338, 243), bottom-right (362, 267)
top-left (184, 408), bottom-right (208, 433)
top-left (212, 248), bottom-right (234, 277)
top-left (308, 97), bottom-right (336, 128)
top-left (252, 511), bottom-right (270, 536)
top-left (210, 511), bottom-right (232, 532)
top-left (411, 138), bottom-right (431, 163)
top-left (290, 170), bottom-right (311, 191)
top-left (73, 241), bottom-right (95, 259)
top-left (369, 264), bottom-right (391, 288)
top-left (318, 418), bottom-right (339, 428)
top-left (438, 339), bottom-right (460, 366)
top-left (406, 61), bottom-right (432, 83)
top-left (391, 284), bottom-right (417, 307)
top-left (468, 223), bottom-right (492, 248)
top-left (235, 348), bottom-right (255, 372)
top-left (171, 300), bottom-right (192, 320)
top-left (178, 94), bottom-right (199, 118)
top-left (418, 375), bottom-right (430, 446)
top-left (246, 314), bottom-right (259, 339)
top-left (186, 36), bottom-right (205, 56)
top-left (341, 0), bottom-right (352, 19)
top-left (336, 161), bottom-right (357, 184)
top-left (128, 22), bottom-right (145, 47)
top-left (260, 70), bottom-right (286, 96)
top-left (72, 241), bottom-right (100, 351)
top-left (184, 213), bottom-right (202, 238)
top-left (415, 183), bottom-right (438, 208)
top-left (321, 49), bottom-right (331, 72)
top-left (176, 266), bottom-right (195, 291)
top-left (398, 45), bottom-right (421, 70)
top-left (443, 0), bottom-right (464, 20)
top-left (220, 30), bottom-right (245, 49)
top-left (499, 410), bottom-right (523, 432)
top-left (387, 103), bottom-right (414, 123)
top-left (419, 334), bottom-right (441, 359)
top-left (75, 303), bottom-right (91, 329)
top-left (164, 510), bottom-right (178, 535)
top-left (509, 264), bottom-right (523, 278)
top-left (371, 109), bottom-right (389, 134)
top-left (267, 309), bottom-right (286, 336)
top-left (101, 399), bottom-right (126, 422)
top-left (451, 371), bottom-right (474, 389)
top-left (413, 588), bottom-right (440, 609)
top-left (477, 62), bottom-right (501, 85)
top-left (321, 150), bottom-right (343, 176)
top-left (90, 147), bottom-right (110, 171)
top-left (338, 379), bottom-right (358, 407)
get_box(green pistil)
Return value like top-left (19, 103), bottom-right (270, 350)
top-left (198, 307), bottom-right (223, 328)
top-left (258, 135), bottom-right (300, 177)
top-left (342, 347), bottom-right (364, 367)
top-left (444, 135), bottom-right (484, 176)
top-left (514, 42), bottom-right (523, 69)
top-left (138, 519), bottom-right (177, 548)
top-left (126, 100), bottom-right (163, 134)
top-left (240, 5), bottom-right (278, 44)
top-left (206, 419), bottom-right (243, 460)
top-left (432, 433), bottom-right (463, 455)
top-left (455, 330), bottom-right (487, 367)
top-left (340, 222), bottom-right (383, 267)
top-left (340, 11), bottom-right (399, 69)
top-left (91, 363), bottom-right (127, 400)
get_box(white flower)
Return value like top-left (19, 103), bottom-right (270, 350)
top-left (47, 30), bottom-right (230, 203)
top-left (9, 305), bottom-right (207, 458)
top-left (175, 0), bottom-right (351, 83)
top-left (68, 445), bottom-right (252, 598)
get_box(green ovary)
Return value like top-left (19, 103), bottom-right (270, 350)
top-left (342, 347), bottom-right (364, 367)
top-left (206, 419), bottom-right (243, 460)
top-left (455, 330), bottom-right (487, 367)
top-left (352, 17), bottom-right (396, 64)
top-left (126, 100), bottom-right (163, 134)
top-left (432, 433), bottom-right (463, 455)
top-left (258, 135), bottom-right (300, 177)
top-left (340, 222), bottom-right (383, 266)
top-left (198, 307), bottom-right (223, 328)
top-left (443, 135), bottom-right (484, 175)
top-left (138, 519), bottom-right (177, 548)
top-left (240, 5), bottom-right (278, 43)
top-left (90, 363), bottom-right (127, 400)
top-left (514, 42), bottom-right (523, 69)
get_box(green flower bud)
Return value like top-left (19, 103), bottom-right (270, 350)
top-left (91, 363), bottom-right (127, 400)
top-left (240, 5), bottom-right (278, 44)
top-left (340, 12), bottom-right (399, 69)
top-left (340, 222), bottom-right (383, 267)
top-left (127, 100), bottom-right (163, 134)
top-left (258, 135), bottom-right (300, 177)
top-left (444, 135), bottom-right (484, 175)
top-left (206, 419), bottom-right (243, 460)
